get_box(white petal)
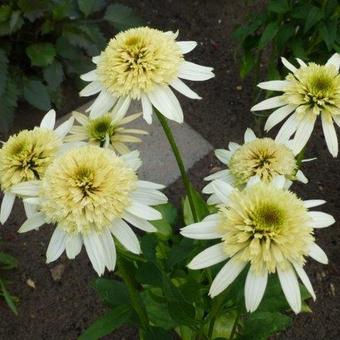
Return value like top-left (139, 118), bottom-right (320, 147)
top-left (18, 213), bottom-right (45, 233)
top-left (215, 149), bottom-right (232, 164)
top-left (40, 109), bottom-right (56, 130)
top-left (293, 263), bottom-right (316, 300)
top-left (111, 96), bottom-right (131, 121)
top-left (295, 170), bottom-right (308, 184)
top-left (296, 58), bottom-right (307, 67)
top-left (83, 232), bottom-right (106, 276)
top-left (211, 180), bottom-right (234, 204)
top-left (80, 70), bottom-right (97, 81)
top-left (126, 201), bottom-right (162, 221)
top-left (170, 78), bottom-right (201, 99)
top-left (281, 57), bottom-right (297, 73)
top-left (245, 269), bottom-right (268, 312)
top-left (87, 91), bottom-right (116, 119)
top-left (177, 41), bottom-right (197, 54)
top-left (257, 80), bottom-right (290, 91)
top-left (321, 115), bottom-right (338, 157)
top-left (209, 258), bottom-right (247, 298)
top-left (141, 93), bottom-right (153, 124)
top-left (291, 115), bottom-right (317, 154)
top-left (132, 189), bottom-right (167, 206)
top-left (303, 200), bottom-right (326, 208)
top-left (54, 116), bottom-right (74, 139)
top-left (180, 214), bottom-right (222, 240)
top-left (275, 112), bottom-right (301, 143)
top-left (244, 128), bottom-right (257, 143)
top-left (251, 96), bottom-right (285, 111)
top-left (309, 243), bottom-right (328, 264)
top-left (264, 104), bottom-right (297, 131)
top-left (277, 264), bottom-right (301, 314)
top-left (148, 85), bottom-right (183, 123)
top-left (207, 194), bottom-right (221, 205)
top-left (0, 192), bottom-right (15, 224)
top-left (228, 142), bottom-right (240, 153)
top-left (120, 150), bottom-right (142, 171)
top-left (188, 243), bottom-right (227, 269)
top-left (178, 61), bottom-right (214, 81)
top-left (72, 111), bottom-right (88, 125)
top-left (309, 211), bottom-right (335, 228)
top-left (10, 181), bottom-right (40, 196)
top-left (46, 227), bottom-right (67, 263)
top-left (65, 234), bottom-right (83, 259)
top-left (246, 175), bottom-right (261, 187)
top-left (111, 219), bottom-right (141, 254)
top-left (92, 55), bottom-right (101, 64)
top-left (271, 175), bottom-right (286, 189)
top-left (204, 169), bottom-right (233, 183)
top-left (98, 228), bottom-right (117, 271)
top-left (137, 181), bottom-right (165, 190)
top-left (326, 53), bottom-right (340, 71)
top-left (23, 201), bottom-right (37, 218)
top-left (123, 212), bottom-right (157, 232)
top-left (79, 81), bottom-right (102, 97)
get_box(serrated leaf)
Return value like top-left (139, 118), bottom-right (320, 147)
top-left (78, 0), bottom-right (98, 17)
top-left (43, 61), bottom-right (64, 90)
top-left (79, 305), bottom-right (131, 340)
top-left (303, 6), bottom-right (323, 33)
top-left (23, 79), bottom-right (51, 110)
top-left (258, 21), bottom-right (280, 49)
top-left (26, 43), bottom-right (56, 67)
top-left (18, 0), bottom-right (47, 22)
top-left (104, 4), bottom-right (144, 31)
top-left (268, 0), bottom-right (290, 13)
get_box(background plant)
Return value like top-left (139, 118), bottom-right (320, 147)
top-left (0, 0), bottom-right (143, 134)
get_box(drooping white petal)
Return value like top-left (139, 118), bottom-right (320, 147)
top-left (245, 269), bottom-right (268, 312)
top-left (271, 175), bottom-right (286, 189)
top-left (148, 85), bottom-right (183, 123)
top-left (0, 192), bottom-right (15, 224)
top-left (23, 201), bottom-right (37, 218)
top-left (207, 194), bottom-right (222, 205)
top-left (72, 111), bottom-right (88, 125)
top-left (277, 264), bottom-right (301, 314)
top-left (79, 81), bottom-right (102, 97)
top-left (188, 243), bottom-right (228, 270)
top-left (10, 181), bottom-right (40, 196)
top-left (308, 211), bottom-right (335, 228)
top-left (209, 258), bottom-right (247, 298)
top-left (46, 227), bottom-right (67, 263)
top-left (40, 109), bottom-right (56, 130)
top-left (126, 201), bottom-right (162, 221)
top-left (291, 115), bottom-right (317, 154)
top-left (87, 90), bottom-right (116, 119)
top-left (326, 53), bottom-right (340, 71)
top-left (176, 41), bottom-right (197, 54)
top-left (303, 200), bottom-right (326, 208)
top-left (321, 114), bottom-right (338, 157)
top-left (244, 128), bottom-right (257, 143)
top-left (178, 61), bottom-right (214, 81)
top-left (123, 212), bottom-right (157, 232)
top-left (257, 80), bottom-right (290, 91)
top-left (210, 180), bottom-right (234, 204)
top-left (215, 149), bottom-right (232, 164)
top-left (83, 232), bottom-right (106, 276)
top-left (293, 263), bottom-right (316, 300)
top-left (309, 243), bottom-right (328, 264)
top-left (281, 57), bottom-right (297, 73)
top-left (54, 116), bottom-right (75, 139)
top-left (132, 189), bottom-right (168, 206)
top-left (111, 96), bottom-right (131, 121)
top-left (170, 78), bottom-right (201, 99)
top-left (98, 228), bottom-right (117, 271)
top-left (251, 96), bottom-right (285, 111)
top-left (141, 93), bottom-right (153, 124)
top-left (275, 112), bottom-right (301, 143)
top-left (204, 170), bottom-right (234, 183)
top-left (80, 70), bottom-right (97, 81)
top-left (18, 213), bottom-right (45, 232)
top-left (65, 234), bottom-right (83, 259)
top-left (111, 219), bottom-right (141, 254)
top-left (120, 150), bottom-right (142, 171)
top-left (295, 170), bottom-right (308, 184)
top-left (264, 104), bottom-right (297, 131)
top-left (137, 180), bottom-right (165, 190)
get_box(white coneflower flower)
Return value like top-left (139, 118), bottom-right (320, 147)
top-left (11, 145), bottom-right (167, 276)
top-left (0, 110), bottom-right (73, 224)
top-left (65, 110), bottom-right (147, 154)
top-left (79, 27), bottom-right (214, 124)
top-left (204, 128), bottom-right (308, 195)
top-left (251, 54), bottom-right (340, 157)
top-left (181, 178), bottom-right (334, 314)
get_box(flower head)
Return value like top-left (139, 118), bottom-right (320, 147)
top-left (251, 54), bottom-right (340, 157)
top-left (80, 27), bottom-right (214, 124)
top-left (0, 110), bottom-right (73, 224)
top-left (12, 145), bottom-right (167, 276)
top-left (66, 111), bottom-right (147, 154)
top-left (181, 178), bottom-right (334, 313)
top-left (204, 128), bottom-right (307, 195)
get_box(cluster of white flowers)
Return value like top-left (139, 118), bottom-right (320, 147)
top-left (0, 26), bottom-right (338, 316)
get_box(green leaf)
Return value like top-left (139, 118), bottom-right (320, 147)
top-left (325, 0), bottom-right (338, 17)
top-left (52, 0), bottom-right (78, 21)
top-left (0, 49), bottom-right (8, 96)
top-left (166, 238), bottom-right (195, 268)
top-left (104, 4), bottom-right (144, 31)
top-left (319, 21), bottom-right (337, 50)
top-left (43, 61), bottom-right (64, 91)
top-left (276, 24), bottom-right (295, 52)
top-left (0, 77), bottom-right (19, 133)
top-left (240, 51), bottom-right (257, 79)
top-left (0, 5), bottom-right (11, 23)
top-left (26, 43), bottom-right (56, 67)
top-left (23, 79), bottom-right (51, 110)
top-left (78, 0), bottom-right (99, 17)
top-left (258, 21), bottom-right (280, 49)
top-left (18, 0), bottom-right (47, 22)
top-left (303, 6), bottom-right (324, 33)
top-left (232, 16), bottom-right (265, 43)
top-left (0, 278), bottom-right (17, 315)
top-left (182, 186), bottom-right (209, 225)
top-left (136, 262), bottom-right (163, 286)
top-left (79, 305), bottom-right (131, 340)
top-left (141, 326), bottom-right (173, 340)
top-left (0, 251), bottom-right (18, 270)
top-left (290, 37), bottom-right (306, 59)
top-left (268, 0), bottom-right (290, 14)
top-left (140, 234), bottom-right (158, 263)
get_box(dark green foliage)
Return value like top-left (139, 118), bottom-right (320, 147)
top-left (0, 0), bottom-right (143, 134)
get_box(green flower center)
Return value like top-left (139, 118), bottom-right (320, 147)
top-left (87, 114), bottom-right (115, 142)
top-left (252, 204), bottom-right (285, 232)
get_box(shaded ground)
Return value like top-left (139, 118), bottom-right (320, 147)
top-left (1, 0), bottom-right (339, 339)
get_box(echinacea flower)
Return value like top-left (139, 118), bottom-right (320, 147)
top-left (0, 110), bottom-right (73, 224)
top-left (251, 54), bottom-right (340, 157)
top-left (204, 128), bottom-right (308, 196)
top-left (80, 27), bottom-right (214, 124)
top-left (11, 145), bottom-right (167, 276)
top-left (65, 110), bottom-right (147, 154)
top-left (181, 177), bottom-right (334, 313)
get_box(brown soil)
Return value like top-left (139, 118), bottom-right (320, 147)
top-left (0, 1), bottom-right (339, 339)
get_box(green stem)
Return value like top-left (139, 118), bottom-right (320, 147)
top-left (117, 258), bottom-right (149, 329)
top-left (229, 308), bottom-right (241, 340)
top-left (154, 108), bottom-right (199, 223)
